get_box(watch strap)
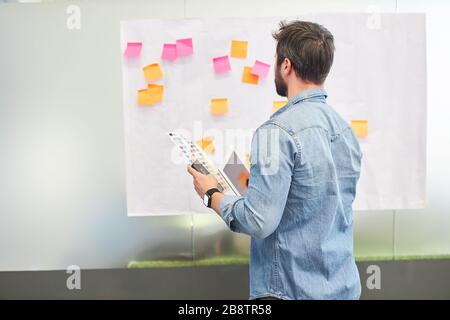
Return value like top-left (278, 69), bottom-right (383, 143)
top-left (205, 188), bottom-right (221, 207)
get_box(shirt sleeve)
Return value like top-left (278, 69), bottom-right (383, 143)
top-left (219, 123), bottom-right (298, 239)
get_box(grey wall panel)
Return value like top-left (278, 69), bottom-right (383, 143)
top-left (0, 1), bottom-right (193, 271)
top-left (1, 260), bottom-right (450, 299)
top-left (192, 214), bottom-right (249, 260)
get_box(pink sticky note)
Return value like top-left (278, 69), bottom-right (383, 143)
top-left (176, 38), bottom-right (193, 57)
top-left (124, 42), bottom-right (142, 57)
top-left (161, 43), bottom-right (177, 61)
top-left (213, 56), bottom-right (231, 74)
top-left (251, 60), bottom-right (271, 78)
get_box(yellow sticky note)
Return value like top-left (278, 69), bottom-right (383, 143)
top-left (273, 101), bottom-right (287, 112)
top-left (231, 40), bottom-right (248, 58)
top-left (210, 98), bottom-right (228, 115)
top-left (143, 63), bottom-right (163, 82)
top-left (351, 120), bottom-right (369, 137)
top-left (196, 137), bottom-right (215, 154)
top-left (242, 66), bottom-right (259, 85)
top-left (147, 84), bottom-right (164, 104)
top-left (246, 153), bottom-right (251, 168)
top-left (148, 84), bottom-right (164, 104)
top-left (137, 89), bottom-right (152, 106)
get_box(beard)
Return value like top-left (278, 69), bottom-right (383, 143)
top-left (274, 66), bottom-right (288, 97)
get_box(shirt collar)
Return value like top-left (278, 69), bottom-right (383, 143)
top-left (271, 88), bottom-right (328, 118)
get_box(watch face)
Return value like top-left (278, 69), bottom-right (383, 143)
top-left (203, 194), bottom-right (209, 207)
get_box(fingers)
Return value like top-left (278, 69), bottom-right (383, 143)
top-left (193, 179), bottom-right (202, 197)
top-left (187, 165), bottom-right (199, 177)
top-left (188, 166), bottom-right (201, 192)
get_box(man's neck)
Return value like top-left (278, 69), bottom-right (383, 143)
top-left (287, 83), bottom-right (323, 101)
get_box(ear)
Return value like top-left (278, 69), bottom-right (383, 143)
top-left (283, 58), bottom-right (293, 75)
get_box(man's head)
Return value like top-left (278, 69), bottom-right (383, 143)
top-left (272, 20), bottom-right (335, 97)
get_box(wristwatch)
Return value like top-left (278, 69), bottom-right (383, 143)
top-left (203, 188), bottom-right (221, 208)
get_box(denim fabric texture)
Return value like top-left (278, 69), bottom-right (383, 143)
top-left (219, 88), bottom-right (363, 300)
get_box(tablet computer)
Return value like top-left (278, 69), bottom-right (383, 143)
top-left (221, 151), bottom-right (249, 196)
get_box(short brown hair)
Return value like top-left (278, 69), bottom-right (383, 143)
top-left (272, 20), bottom-right (335, 85)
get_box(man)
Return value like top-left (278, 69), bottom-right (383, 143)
top-left (187, 20), bottom-right (362, 300)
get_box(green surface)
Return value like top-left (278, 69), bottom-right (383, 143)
top-left (128, 255), bottom-right (250, 269)
top-left (128, 253), bottom-right (450, 269)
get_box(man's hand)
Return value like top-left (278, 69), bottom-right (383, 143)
top-left (187, 165), bottom-right (220, 198)
top-left (187, 165), bottom-right (225, 214)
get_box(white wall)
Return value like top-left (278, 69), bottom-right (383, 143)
top-left (392, 0), bottom-right (450, 258)
top-left (0, 0), bottom-right (448, 271)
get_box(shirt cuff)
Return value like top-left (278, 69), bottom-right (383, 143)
top-left (219, 194), bottom-right (243, 232)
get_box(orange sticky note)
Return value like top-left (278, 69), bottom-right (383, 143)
top-left (242, 66), bottom-right (259, 85)
top-left (351, 120), bottom-right (369, 137)
top-left (231, 40), bottom-right (248, 58)
top-left (137, 89), bottom-right (152, 106)
top-left (147, 84), bottom-right (164, 104)
top-left (273, 101), bottom-right (287, 112)
top-left (238, 170), bottom-right (249, 189)
top-left (210, 98), bottom-right (228, 115)
top-left (143, 63), bottom-right (163, 82)
top-left (196, 137), bottom-right (215, 154)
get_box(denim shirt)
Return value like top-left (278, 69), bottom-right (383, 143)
top-left (219, 88), bottom-right (363, 300)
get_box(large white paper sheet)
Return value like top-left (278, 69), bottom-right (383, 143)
top-left (120, 14), bottom-right (427, 215)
